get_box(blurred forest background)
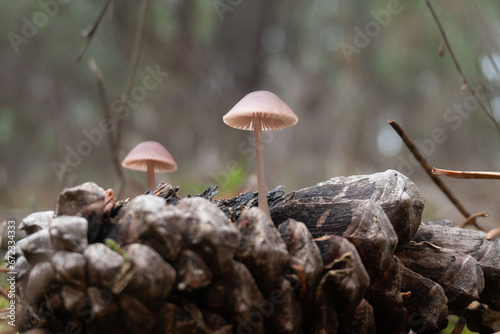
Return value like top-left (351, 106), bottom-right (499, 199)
top-left (2, 0), bottom-right (500, 232)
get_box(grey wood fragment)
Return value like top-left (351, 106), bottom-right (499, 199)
top-left (414, 225), bottom-right (500, 310)
top-left (396, 241), bottom-right (485, 310)
top-left (271, 169), bottom-right (424, 244)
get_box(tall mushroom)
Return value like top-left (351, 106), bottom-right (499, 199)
top-left (223, 90), bottom-right (298, 218)
top-left (122, 141), bottom-right (177, 190)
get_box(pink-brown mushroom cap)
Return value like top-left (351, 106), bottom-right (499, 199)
top-left (122, 141), bottom-right (177, 172)
top-left (223, 90), bottom-right (298, 131)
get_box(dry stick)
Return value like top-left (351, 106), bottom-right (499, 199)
top-left (450, 316), bottom-right (467, 334)
top-left (425, 2), bottom-right (498, 229)
top-left (461, 211), bottom-right (489, 229)
top-left (433, 167), bottom-right (500, 179)
top-left (0, 286), bottom-right (9, 301)
top-left (88, 59), bottom-right (126, 197)
top-left (388, 120), bottom-right (484, 230)
top-left (77, 0), bottom-right (126, 196)
top-left (425, 0), bottom-right (500, 132)
top-left (77, 0), bottom-right (112, 62)
top-left (433, 168), bottom-right (499, 226)
top-left (85, 0), bottom-right (148, 198)
top-left (115, 0), bottom-right (149, 162)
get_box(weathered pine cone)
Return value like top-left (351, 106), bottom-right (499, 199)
top-left (13, 170), bottom-right (500, 333)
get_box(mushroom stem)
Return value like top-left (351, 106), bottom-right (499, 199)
top-left (253, 117), bottom-right (270, 218)
top-left (146, 160), bottom-right (156, 190)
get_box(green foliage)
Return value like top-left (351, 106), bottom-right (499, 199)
top-left (441, 315), bottom-right (479, 334)
top-left (105, 238), bottom-right (128, 260)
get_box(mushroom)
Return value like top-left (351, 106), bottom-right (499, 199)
top-left (223, 90), bottom-right (298, 218)
top-left (122, 141), bottom-right (177, 190)
top-left (487, 227), bottom-right (500, 240)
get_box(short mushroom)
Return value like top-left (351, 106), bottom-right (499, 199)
top-left (487, 227), bottom-right (500, 240)
top-left (223, 90), bottom-right (298, 218)
top-left (122, 141), bottom-right (177, 190)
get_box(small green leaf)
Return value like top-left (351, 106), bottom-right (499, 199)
top-left (104, 238), bottom-right (128, 260)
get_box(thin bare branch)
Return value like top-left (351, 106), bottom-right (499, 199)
top-left (461, 212), bottom-right (489, 229)
top-left (450, 316), bottom-right (467, 334)
top-left (0, 286), bottom-right (10, 301)
top-left (425, 0), bottom-right (500, 132)
top-left (388, 120), bottom-right (484, 230)
top-left (77, 0), bottom-right (149, 197)
top-left (115, 0), bottom-right (149, 153)
top-left (77, 0), bottom-right (112, 62)
top-left (88, 58), bottom-right (126, 197)
top-left (432, 167), bottom-right (500, 179)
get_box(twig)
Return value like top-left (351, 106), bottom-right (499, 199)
top-left (425, 0), bottom-right (500, 132)
top-left (433, 167), bottom-right (500, 179)
top-left (0, 286), bottom-right (9, 301)
top-left (115, 0), bottom-right (149, 158)
top-left (84, 0), bottom-right (148, 198)
top-left (388, 120), bottom-right (484, 230)
top-left (88, 59), bottom-right (126, 197)
top-left (0, 267), bottom-right (10, 273)
top-left (433, 168), bottom-right (500, 227)
top-left (77, 0), bottom-right (112, 62)
top-left (461, 212), bottom-right (489, 229)
top-left (450, 316), bottom-right (467, 334)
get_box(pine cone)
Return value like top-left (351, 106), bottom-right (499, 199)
top-left (13, 170), bottom-right (500, 333)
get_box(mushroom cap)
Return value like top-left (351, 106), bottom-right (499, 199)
top-left (223, 90), bottom-right (298, 131)
top-left (122, 141), bottom-right (177, 172)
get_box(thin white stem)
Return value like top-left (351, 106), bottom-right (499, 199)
top-left (253, 117), bottom-right (270, 218)
top-left (146, 160), bottom-right (155, 190)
